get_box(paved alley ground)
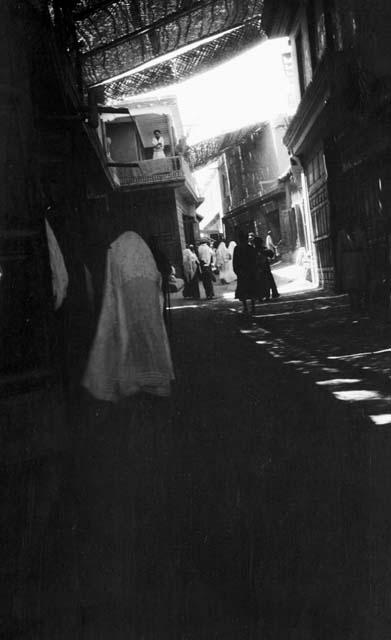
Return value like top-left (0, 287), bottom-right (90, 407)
top-left (165, 288), bottom-right (371, 640)
top-left (38, 281), bottom-right (391, 639)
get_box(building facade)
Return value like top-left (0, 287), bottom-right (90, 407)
top-left (101, 101), bottom-right (203, 273)
top-left (219, 119), bottom-right (301, 258)
top-left (263, 0), bottom-right (391, 291)
top-left (263, 2), bottom-right (391, 637)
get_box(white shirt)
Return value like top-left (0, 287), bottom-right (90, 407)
top-left (198, 243), bottom-right (214, 266)
top-left (266, 234), bottom-right (276, 252)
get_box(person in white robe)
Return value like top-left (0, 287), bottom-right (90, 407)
top-left (183, 245), bottom-right (200, 298)
top-left (82, 231), bottom-right (174, 401)
top-left (223, 240), bottom-right (237, 284)
top-left (215, 240), bottom-right (231, 284)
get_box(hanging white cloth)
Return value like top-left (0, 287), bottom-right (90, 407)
top-left (223, 241), bottom-right (237, 284)
top-left (45, 218), bottom-right (68, 310)
top-left (183, 248), bottom-right (199, 282)
top-left (215, 241), bottom-right (231, 284)
top-left (82, 231), bottom-right (174, 402)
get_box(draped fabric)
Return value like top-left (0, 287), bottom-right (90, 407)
top-left (215, 241), bottom-right (232, 284)
top-left (182, 248), bottom-right (200, 299)
top-left (74, 0), bottom-right (265, 88)
top-left (183, 248), bottom-right (199, 282)
top-left (82, 231), bottom-right (174, 402)
top-left (189, 123), bottom-right (266, 169)
top-left (45, 218), bottom-right (69, 310)
top-left (224, 240), bottom-right (237, 284)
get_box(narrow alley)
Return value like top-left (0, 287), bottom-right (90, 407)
top-left (27, 284), bottom-right (373, 640)
top-left (3, 2), bottom-right (391, 639)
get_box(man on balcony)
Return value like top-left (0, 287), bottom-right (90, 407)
top-left (152, 129), bottom-right (166, 159)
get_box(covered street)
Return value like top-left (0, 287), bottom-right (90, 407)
top-left (168, 293), bottom-right (369, 639)
top-left (4, 2), bottom-right (391, 638)
top-left (37, 288), bottom-right (372, 639)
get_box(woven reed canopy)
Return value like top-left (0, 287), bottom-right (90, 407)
top-left (71, 0), bottom-right (265, 102)
top-left (189, 122), bottom-right (266, 168)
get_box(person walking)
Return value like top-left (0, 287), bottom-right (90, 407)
top-left (198, 238), bottom-right (215, 299)
top-left (256, 234), bottom-right (280, 300)
top-left (215, 239), bottom-right (231, 284)
top-left (266, 229), bottom-right (280, 259)
top-left (82, 231), bottom-right (174, 401)
top-left (183, 244), bottom-right (200, 299)
top-left (233, 232), bottom-right (257, 315)
top-left (265, 257), bottom-right (280, 300)
top-left (224, 240), bottom-right (237, 284)
top-left (254, 236), bottom-right (274, 301)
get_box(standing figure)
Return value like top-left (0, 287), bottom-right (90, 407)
top-left (266, 229), bottom-right (279, 256)
top-left (152, 129), bottom-right (166, 159)
top-left (262, 236), bottom-right (280, 300)
top-left (224, 240), bottom-right (237, 284)
top-left (82, 231), bottom-right (174, 401)
top-left (254, 236), bottom-right (274, 301)
top-left (198, 238), bottom-right (215, 299)
top-left (183, 245), bottom-right (200, 299)
top-left (233, 232), bottom-right (257, 314)
top-left (336, 220), bottom-right (368, 313)
top-left (215, 239), bottom-right (231, 284)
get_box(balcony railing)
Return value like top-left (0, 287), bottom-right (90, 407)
top-left (107, 155), bottom-right (201, 199)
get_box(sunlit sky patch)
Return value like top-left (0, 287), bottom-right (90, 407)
top-left (135, 37), bottom-right (293, 145)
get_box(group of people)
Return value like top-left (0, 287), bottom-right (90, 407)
top-left (233, 231), bottom-right (280, 315)
top-left (182, 238), bottom-right (237, 300)
top-left (182, 232), bottom-right (280, 312)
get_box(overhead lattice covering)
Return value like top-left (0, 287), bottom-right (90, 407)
top-left (73, 0), bottom-right (265, 96)
top-left (96, 17), bottom-right (264, 102)
top-left (189, 122), bottom-right (266, 169)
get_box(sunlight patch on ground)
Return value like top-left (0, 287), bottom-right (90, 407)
top-left (273, 263), bottom-right (316, 295)
top-left (328, 348), bottom-right (391, 361)
top-left (333, 389), bottom-right (381, 402)
top-left (370, 414), bottom-right (391, 425)
top-left (253, 309), bottom-right (314, 319)
top-left (170, 305), bottom-right (199, 310)
top-left (316, 378), bottom-right (362, 386)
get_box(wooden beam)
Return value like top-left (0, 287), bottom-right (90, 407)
top-left (106, 161), bottom-right (140, 167)
top-left (97, 105), bottom-right (129, 114)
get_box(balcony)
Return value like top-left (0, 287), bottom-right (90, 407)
top-left (107, 155), bottom-right (202, 203)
